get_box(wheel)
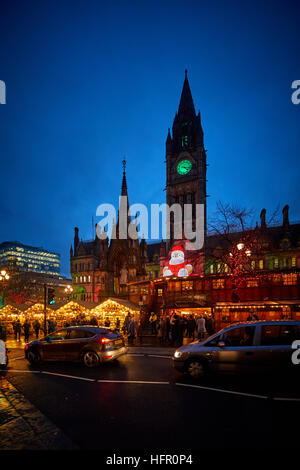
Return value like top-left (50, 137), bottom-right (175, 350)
top-left (82, 351), bottom-right (100, 368)
top-left (187, 359), bottom-right (206, 379)
top-left (27, 350), bottom-right (41, 365)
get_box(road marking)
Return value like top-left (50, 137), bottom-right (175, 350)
top-left (128, 354), bottom-right (145, 357)
top-left (273, 397), bottom-right (300, 402)
top-left (175, 382), bottom-right (269, 399)
top-left (148, 355), bottom-right (172, 359)
top-left (96, 379), bottom-right (169, 385)
top-left (5, 369), bottom-right (42, 374)
top-left (10, 356), bottom-right (24, 361)
top-left (41, 371), bottom-right (95, 382)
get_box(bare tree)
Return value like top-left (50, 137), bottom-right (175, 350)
top-left (206, 201), bottom-right (279, 300)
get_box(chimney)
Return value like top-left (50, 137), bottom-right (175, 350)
top-left (282, 205), bottom-right (289, 229)
top-left (74, 227), bottom-right (79, 256)
top-left (260, 208), bottom-right (266, 230)
top-left (160, 239), bottom-right (166, 258)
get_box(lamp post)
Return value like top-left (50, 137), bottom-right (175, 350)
top-left (0, 270), bottom-right (10, 307)
top-left (64, 285), bottom-right (73, 300)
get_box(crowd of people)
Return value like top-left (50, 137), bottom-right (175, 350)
top-left (10, 318), bottom-right (56, 342)
top-left (149, 311), bottom-right (214, 347)
top-left (1, 310), bottom-right (215, 347)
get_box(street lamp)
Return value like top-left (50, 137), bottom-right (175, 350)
top-left (0, 269), bottom-right (10, 309)
top-left (0, 269), bottom-right (9, 281)
top-left (64, 285), bottom-right (73, 294)
top-left (64, 285), bottom-right (73, 300)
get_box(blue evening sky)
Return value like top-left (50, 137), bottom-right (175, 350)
top-left (0, 0), bottom-right (299, 276)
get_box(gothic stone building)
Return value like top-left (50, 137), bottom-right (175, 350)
top-left (70, 164), bottom-right (148, 302)
top-left (127, 72), bottom-right (300, 327)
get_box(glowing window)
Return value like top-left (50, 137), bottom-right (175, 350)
top-left (283, 273), bottom-right (297, 285)
top-left (212, 279), bottom-right (225, 289)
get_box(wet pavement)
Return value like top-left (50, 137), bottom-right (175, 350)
top-left (1, 346), bottom-right (300, 450)
top-left (0, 377), bottom-right (76, 449)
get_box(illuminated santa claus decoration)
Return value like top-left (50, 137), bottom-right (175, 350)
top-left (163, 245), bottom-right (193, 277)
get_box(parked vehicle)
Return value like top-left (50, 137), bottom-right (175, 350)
top-left (173, 321), bottom-right (300, 378)
top-left (25, 326), bottom-right (127, 367)
top-left (0, 339), bottom-right (8, 369)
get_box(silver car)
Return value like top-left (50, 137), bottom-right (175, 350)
top-left (173, 320), bottom-right (300, 378)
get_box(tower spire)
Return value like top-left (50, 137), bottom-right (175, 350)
top-left (177, 69), bottom-right (196, 119)
top-left (121, 158), bottom-right (128, 196)
top-left (117, 158), bottom-right (131, 238)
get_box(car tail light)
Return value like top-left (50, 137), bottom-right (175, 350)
top-left (104, 354), bottom-right (112, 359)
top-left (101, 337), bottom-right (111, 344)
top-left (24, 344), bottom-right (29, 351)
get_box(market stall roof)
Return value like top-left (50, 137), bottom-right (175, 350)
top-left (54, 301), bottom-right (89, 315)
top-left (90, 298), bottom-right (140, 315)
top-left (105, 297), bottom-right (140, 311)
top-left (23, 303), bottom-right (54, 315)
top-left (0, 304), bottom-right (22, 315)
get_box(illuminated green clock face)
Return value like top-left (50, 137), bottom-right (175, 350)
top-left (177, 159), bottom-right (192, 175)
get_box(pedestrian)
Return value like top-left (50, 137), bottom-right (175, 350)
top-left (206, 315), bottom-right (214, 336)
top-left (170, 314), bottom-right (179, 345)
top-left (90, 316), bottom-right (98, 326)
top-left (23, 319), bottom-right (31, 343)
top-left (247, 311), bottom-right (259, 321)
top-left (165, 314), bottom-right (170, 343)
top-left (12, 320), bottom-right (17, 339)
top-left (128, 317), bottom-right (136, 345)
top-left (123, 313), bottom-right (131, 335)
top-left (177, 316), bottom-right (185, 346)
top-left (187, 315), bottom-right (196, 339)
top-left (0, 321), bottom-right (6, 341)
top-left (115, 318), bottom-right (120, 331)
top-left (149, 312), bottom-right (157, 335)
top-left (104, 317), bottom-right (111, 328)
top-left (196, 315), bottom-right (206, 340)
top-left (15, 319), bottom-right (22, 341)
top-left (33, 319), bottom-right (41, 339)
top-left (157, 316), bottom-right (165, 345)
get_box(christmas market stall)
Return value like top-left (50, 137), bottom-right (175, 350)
top-left (90, 298), bottom-right (140, 329)
top-left (53, 301), bottom-right (90, 327)
top-left (24, 303), bottom-right (55, 325)
top-left (0, 304), bottom-right (23, 334)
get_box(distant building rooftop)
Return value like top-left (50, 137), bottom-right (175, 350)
top-left (0, 241), bottom-right (60, 276)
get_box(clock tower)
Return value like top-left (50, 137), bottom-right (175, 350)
top-left (166, 70), bottom-right (207, 248)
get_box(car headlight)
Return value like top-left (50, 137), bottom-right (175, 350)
top-left (174, 351), bottom-right (183, 358)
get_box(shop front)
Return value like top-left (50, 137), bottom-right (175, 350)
top-left (214, 301), bottom-right (300, 331)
